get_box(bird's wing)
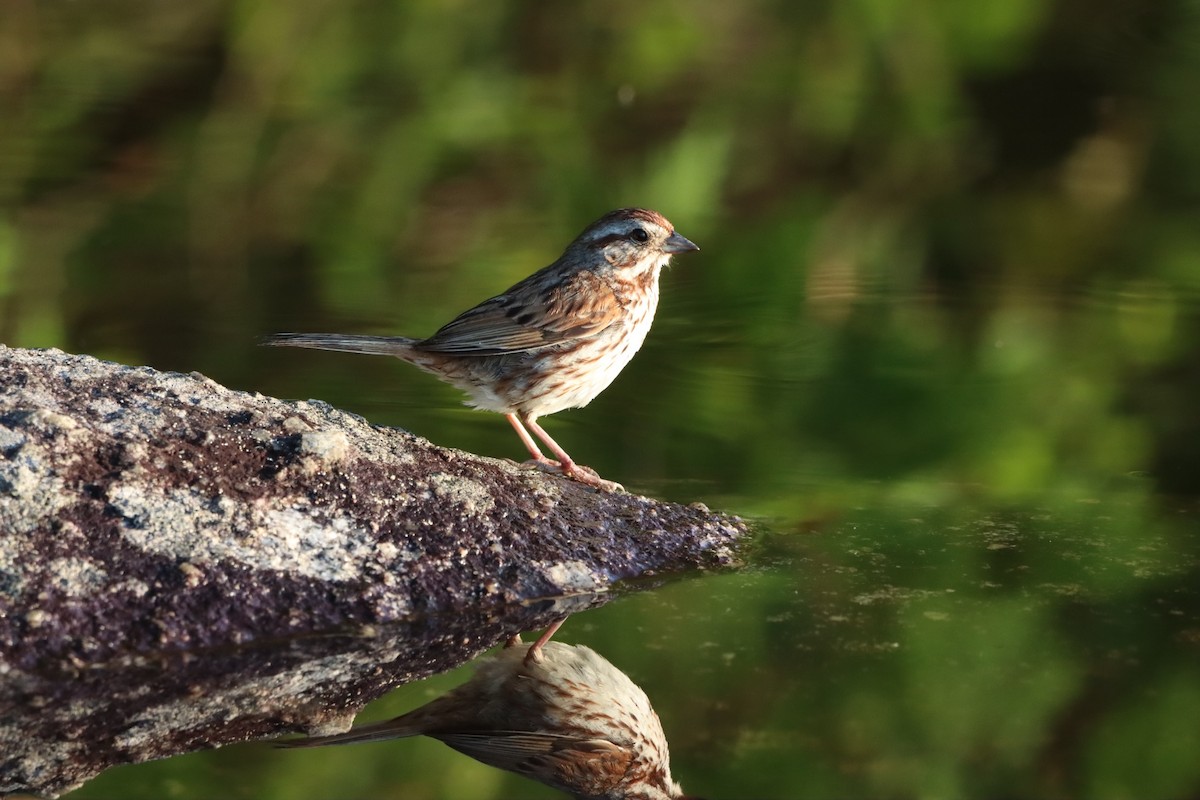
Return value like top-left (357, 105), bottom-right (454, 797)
top-left (435, 731), bottom-right (629, 794)
top-left (415, 268), bottom-right (622, 356)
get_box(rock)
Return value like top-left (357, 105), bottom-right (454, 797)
top-left (0, 344), bottom-right (746, 668)
top-left (0, 345), bottom-right (748, 797)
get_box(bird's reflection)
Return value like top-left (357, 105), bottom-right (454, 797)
top-left (279, 621), bottom-right (697, 799)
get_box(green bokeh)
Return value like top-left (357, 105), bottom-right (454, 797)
top-left (2, 0), bottom-right (1198, 797)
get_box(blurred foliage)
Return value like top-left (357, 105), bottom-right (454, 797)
top-left (2, 0), bottom-right (1199, 797)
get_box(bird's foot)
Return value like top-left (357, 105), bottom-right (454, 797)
top-left (564, 464), bottom-right (624, 492)
top-left (522, 456), bottom-right (563, 471)
top-left (523, 619), bottom-right (566, 666)
top-left (523, 458), bottom-right (623, 492)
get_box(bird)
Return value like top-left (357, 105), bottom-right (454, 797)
top-left (277, 631), bottom-right (697, 800)
top-left (265, 208), bottom-right (699, 491)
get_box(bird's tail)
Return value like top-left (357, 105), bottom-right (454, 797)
top-left (263, 333), bottom-right (417, 358)
top-left (274, 717), bottom-right (423, 749)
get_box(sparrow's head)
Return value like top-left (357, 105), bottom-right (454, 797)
top-left (571, 208), bottom-right (699, 276)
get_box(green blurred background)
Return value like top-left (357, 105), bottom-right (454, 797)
top-left (3, 0), bottom-right (1199, 798)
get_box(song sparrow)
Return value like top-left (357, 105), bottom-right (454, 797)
top-left (278, 634), bottom-right (696, 800)
top-left (266, 208), bottom-right (698, 491)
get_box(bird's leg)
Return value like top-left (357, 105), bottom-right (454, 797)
top-left (521, 415), bottom-right (623, 492)
top-left (506, 413), bottom-right (560, 468)
top-left (524, 618), bottom-right (566, 665)
top-left (522, 416), bottom-right (576, 473)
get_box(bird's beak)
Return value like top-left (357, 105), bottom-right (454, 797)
top-left (663, 232), bottom-right (700, 254)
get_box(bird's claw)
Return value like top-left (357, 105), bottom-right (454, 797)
top-left (523, 457), bottom-right (563, 471)
top-left (568, 466), bottom-right (624, 492)
top-left (523, 459), bottom-right (623, 492)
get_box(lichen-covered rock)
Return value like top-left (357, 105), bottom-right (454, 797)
top-left (0, 345), bottom-right (748, 797)
top-left (0, 345), bottom-right (746, 670)
top-left (2, 597), bottom-right (602, 798)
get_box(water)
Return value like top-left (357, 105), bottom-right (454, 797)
top-left (4, 2), bottom-right (1200, 797)
top-left (52, 494), bottom-right (1200, 799)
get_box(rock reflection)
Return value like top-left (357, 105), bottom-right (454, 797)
top-left (0, 598), bottom-right (600, 798)
top-left (280, 620), bottom-right (697, 800)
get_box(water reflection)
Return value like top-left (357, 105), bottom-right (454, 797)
top-left (4, 1), bottom-right (1200, 797)
top-left (0, 598), bottom-right (598, 798)
top-left (280, 618), bottom-right (694, 800)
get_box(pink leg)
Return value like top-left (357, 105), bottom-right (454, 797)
top-left (521, 416), bottom-right (577, 473)
top-left (520, 414), bottom-right (623, 491)
top-left (509, 413), bottom-right (622, 491)
top-left (506, 413), bottom-right (556, 466)
top-left (524, 619), bottom-right (566, 665)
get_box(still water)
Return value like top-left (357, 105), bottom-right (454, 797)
top-left (46, 285), bottom-right (1200, 800)
top-left (4, 2), bottom-right (1200, 798)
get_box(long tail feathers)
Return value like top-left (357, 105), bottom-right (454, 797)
top-left (263, 333), bottom-right (417, 358)
top-left (275, 718), bottom-right (423, 749)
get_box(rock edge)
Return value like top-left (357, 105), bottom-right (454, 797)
top-left (0, 345), bottom-right (747, 671)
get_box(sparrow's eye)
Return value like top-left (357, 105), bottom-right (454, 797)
top-left (629, 227), bottom-right (650, 244)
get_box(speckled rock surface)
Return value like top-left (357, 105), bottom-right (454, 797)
top-left (0, 345), bottom-right (745, 669)
top-left (0, 345), bottom-right (748, 796)
top-left (2, 595), bottom-right (603, 798)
